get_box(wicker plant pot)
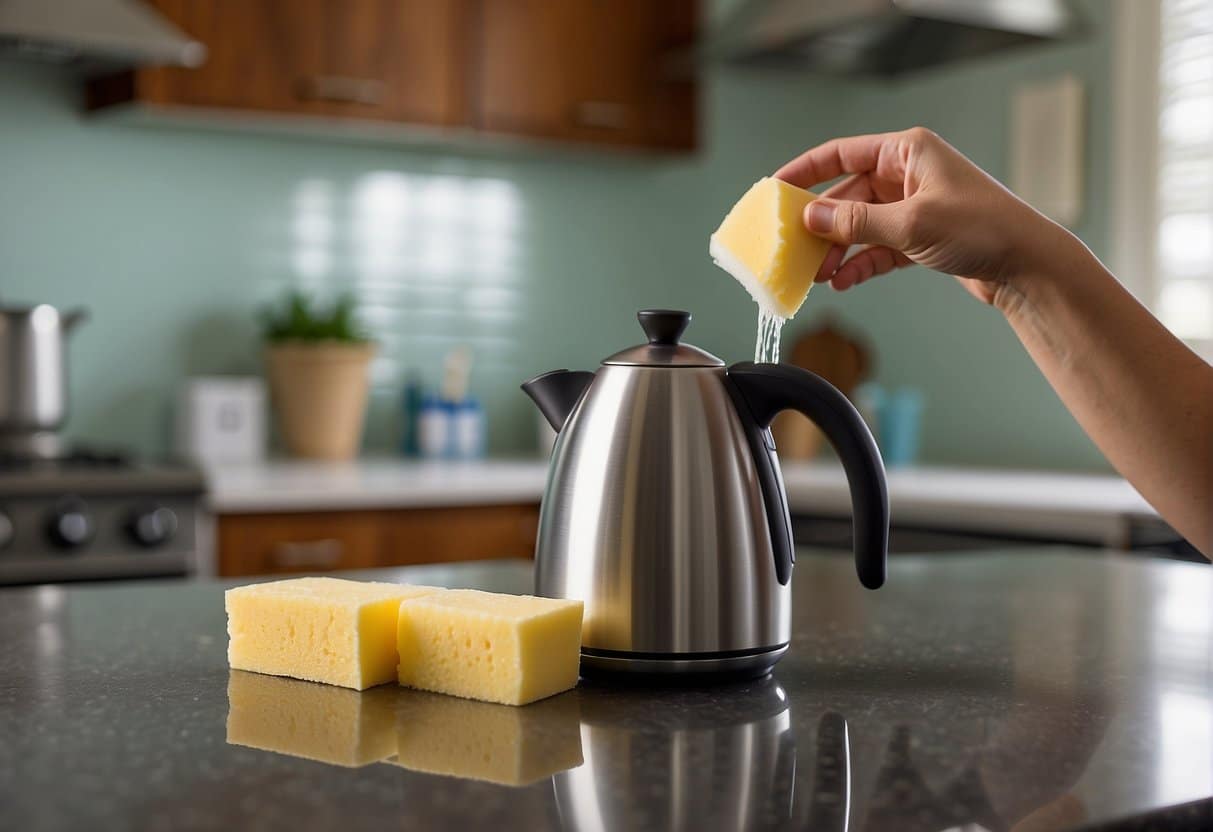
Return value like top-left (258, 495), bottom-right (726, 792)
top-left (264, 341), bottom-right (375, 460)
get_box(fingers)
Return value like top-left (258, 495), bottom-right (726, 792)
top-left (776, 134), bottom-right (888, 189)
top-left (822, 173), bottom-right (877, 203)
top-left (811, 179), bottom-right (891, 284)
top-left (805, 197), bottom-right (911, 249)
top-left (779, 128), bottom-right (946, 291)
top-left (815, 244), bottom-right (848, 283)
top-left (775, 130), bottom-right (912, 190)
top-left (827, 246), bottom-right (913, 291)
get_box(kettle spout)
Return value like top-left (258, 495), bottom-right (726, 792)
top-left (521, 370), bottom-right (595, 432)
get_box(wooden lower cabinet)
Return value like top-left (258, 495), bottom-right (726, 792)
top-left (217, 503), bottom-right (540, 577)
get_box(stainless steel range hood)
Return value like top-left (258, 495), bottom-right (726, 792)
top-left (706, 0), bottom-right (1082, 76)
top-left (0, 0), bottom-right (205, 68)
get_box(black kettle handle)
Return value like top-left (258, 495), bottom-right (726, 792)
top-left (727, 362), bottom-right (888, 589)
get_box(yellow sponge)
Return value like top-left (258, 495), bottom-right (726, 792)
top-left (226, 577), bottom-right (440, 690)
top-left (709, 176), bottom-right (832, 320)
top-left (397, 589), bottom-right (583, 706)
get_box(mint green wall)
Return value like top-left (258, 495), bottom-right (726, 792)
top-left (0, 2), bottom-right (1114, 469)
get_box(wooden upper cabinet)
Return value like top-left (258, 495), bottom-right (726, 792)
top-left (133, 0), bottom-right (321, 113)
top-left (87, 0), bottom-right (697, 151)
top-left (316, 0), bottom-right (469, 125)
top-left (476, 0), bottom-right (697, 150)
top-left (92, 0), bottom-right (471, 127)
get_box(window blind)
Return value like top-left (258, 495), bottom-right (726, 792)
top-left (1156, 0), bottom-right (1213, 338)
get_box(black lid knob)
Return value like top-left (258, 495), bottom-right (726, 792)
top-left (637, 310), bottom-right (690, 345)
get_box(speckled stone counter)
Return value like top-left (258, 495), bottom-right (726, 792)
top-left (1, 551), bottom-right (1210, 831)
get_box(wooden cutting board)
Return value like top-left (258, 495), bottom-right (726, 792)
top-left (773, 317), bottom-right (872, 459)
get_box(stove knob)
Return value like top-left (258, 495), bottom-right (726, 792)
top-left (127, 506), bottom-right (178, 548)
top-left (0, 509), bottom-right (13, 551)
top-left (47, 501), bottom-right (94, 550)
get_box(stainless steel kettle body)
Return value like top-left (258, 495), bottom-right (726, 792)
top-left (523, 310), bottom-right (888, 678)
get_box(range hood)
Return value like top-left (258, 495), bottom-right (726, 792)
top-left (706, 0), bottom-right (1082, 76)
top-left (0, 0), bottom-right (205, 68)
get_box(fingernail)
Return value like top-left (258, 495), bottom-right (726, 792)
top-left (806, 200), bottom-right (836, 233)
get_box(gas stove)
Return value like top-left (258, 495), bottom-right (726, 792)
top-left (0, 448), bottom-right (207, 585)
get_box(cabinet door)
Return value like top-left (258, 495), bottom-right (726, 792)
top-left (139, 0), bottom-right (470, 126)
top-left (139, 0), bottom-right (319, 112)
top-left (476, 0), bottom-right (696, 149)
top-left (215, 505), bottom-right (540, 577)
top-left (309, 0), bottom-right (470, 125)
top-left (379, 505), bottom-right (540, 566)
top-left (217, 511), bottom-right (381, 577)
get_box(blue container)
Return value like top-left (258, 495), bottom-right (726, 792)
top-left (401, 375), bottom-right (424, 457)
top-left (878, 388), bottom-right (924, 467)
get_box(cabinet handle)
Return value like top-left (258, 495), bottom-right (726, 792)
top-left (571, 100), bottom-right (629, 130)
top-left (271, 538), bottom-right (344, 568)
top-left (296, 76), bottom-right (385, 106)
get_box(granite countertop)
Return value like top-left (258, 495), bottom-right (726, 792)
top-left (206, 458), bottom-right (1155, 535)
top-left (205, 459), bottom-right (551, 513)
top-left (3, 551), bottom-right (1209, 831)
top-left (780, 465), bottom-right (1157, 542)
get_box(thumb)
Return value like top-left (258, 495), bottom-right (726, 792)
top-left (805, 198), bottom-right (910, 250)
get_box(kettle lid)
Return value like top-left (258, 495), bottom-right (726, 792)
top-left (602, 310), bottom-right (724, 367)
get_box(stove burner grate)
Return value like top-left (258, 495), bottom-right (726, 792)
top-left (0, 447), bottom-right (132, 472)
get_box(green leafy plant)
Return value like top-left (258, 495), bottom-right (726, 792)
top-left (260, 291), bottom-right (370, 344)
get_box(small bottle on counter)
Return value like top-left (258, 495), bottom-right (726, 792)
top-left (401, 373), bottom-right (424, 457)
top-left (452, 398), bottom-right (486, 460)
top-left (414, 347), bottom-right (487, 460)
top-left (417, 395), bottom-right (454, 460)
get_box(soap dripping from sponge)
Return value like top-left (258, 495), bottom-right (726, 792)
top-left (709, 176), bottom-right (833, 365)
top-left (755, 308), bottom-right (784, 364)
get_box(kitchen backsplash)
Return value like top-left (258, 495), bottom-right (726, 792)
top-left (0, 1), bottom-right (1113, 469)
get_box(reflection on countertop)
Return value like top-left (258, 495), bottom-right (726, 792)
top-left (226, 670), bottom-right (584, 785)
top-left (219, 654), bottom-right (1163, 832)
top-left (1, 551), bottom-right (1210, 830)
top-left (392, 688), bottom-right (581, 786)
top-left (226, 672), bottom-right (400, 768)
top-left (555, 678), bottom-right (800, 831)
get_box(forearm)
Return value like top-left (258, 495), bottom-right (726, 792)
top-left (994, 228), bottom-right (1213, 556)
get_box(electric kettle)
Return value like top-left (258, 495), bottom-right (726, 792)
top-left (522, 309), bottom-right (889, 678)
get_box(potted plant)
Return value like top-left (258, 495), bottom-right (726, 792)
top-left (260, 291), bottom-right (375, 460)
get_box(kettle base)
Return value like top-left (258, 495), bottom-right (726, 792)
top-left (579, 644), bottom-right (788, 680)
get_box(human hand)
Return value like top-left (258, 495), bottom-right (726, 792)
top-left (775, 127), bottom-right (1074, 305)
